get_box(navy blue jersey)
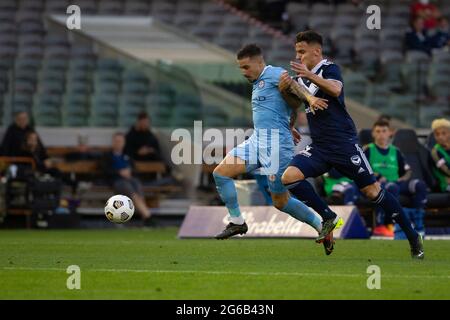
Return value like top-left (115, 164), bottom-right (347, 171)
top-left (295, 59), bottom-right (358, 148)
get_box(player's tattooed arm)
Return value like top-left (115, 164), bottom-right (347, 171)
top-left (280, 89), bottom-right (303, 110)
top-left (279, 72), bottom-right (328, 114)
top-left (289, 111), bottom-right (301, 145)
top-left (289, 109), bottom-right (297, 128)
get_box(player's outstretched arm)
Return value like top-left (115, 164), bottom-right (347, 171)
top-left (291, 61), bottom-right (342, 97)
top-left (279, 72), bottom-right (328, 114)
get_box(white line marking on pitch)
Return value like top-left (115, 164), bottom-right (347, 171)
top-left (1, 267), bottom-right (449, 279)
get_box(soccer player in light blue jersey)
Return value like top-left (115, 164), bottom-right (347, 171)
top-left (213, 44), bottom-right (335, 255)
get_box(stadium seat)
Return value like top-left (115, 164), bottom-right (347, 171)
top-left (45, 0), bottom-right (69, 14)
top-left (419, 104), bottom-right (448, 128)
top-left (392, 129), bottom-right (436, 189)
top-left (364, 83), bottom-right (391, 111)
top-left (174, 13), bottom-right (200, 29)
top-left (15, 58), bottom-right (42, 72)
top-left (385, 94), bottom-right (418, 124)
top-left (427, 64), bottom-right (450, 98)
top-left (379, 50), bottom-right (404, 89)
top-left (66, 81), bottom-right (92, 94)
top-left (62, 94), bottom-right (89, 127)
top-left (124, 0), bottom-right (151, 15)
top-left (42, 58), bottom-right (69, 71)
top-left (98, 0), bottom-right (124, 15)
top-left (343, 72), bottom-right (369, 103)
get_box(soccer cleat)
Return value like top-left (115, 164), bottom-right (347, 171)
top-left (372, 225), bottom-right (394, 238)
top-left (215, 222), bottom-right (248, 240)
top-left (316, 216), bottom-right (344, 243)
top-left (410, 234), bottom-right (425, 260)
top-left (323, 232), bottom-right (335, 256)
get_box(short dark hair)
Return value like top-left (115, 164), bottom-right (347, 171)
top-left (237, 44), bottom-right (262, 59)
top-left (296, 30), bottom-right (323, 46)
top-left (372, 119), bottom-right (390, 129)
top-left (137, 111), bottom-right (149, 120)
top-left (377, 114), bottom-right (392, 122)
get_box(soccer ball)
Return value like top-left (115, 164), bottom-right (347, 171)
top-left (105, 195), bottom-right (134, 223)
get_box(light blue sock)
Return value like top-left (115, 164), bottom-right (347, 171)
top-left (213, 172), bottom-right (241, 218)
top-left (281, 197), bottom-right (322, 232)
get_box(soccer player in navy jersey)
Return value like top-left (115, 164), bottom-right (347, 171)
top-left (279, 31), bottom-right (424, 259)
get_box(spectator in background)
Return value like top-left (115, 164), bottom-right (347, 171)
top-left (125, 112), bottom-right (162, 162)
top-left (405, 16), bottom-right (432, 54)
top-left (103, 132), bottom-right (152, 224)
top-left (365, 120), bottom-right (427, 237)
top-left (17, 130), bottom-right (59, 177)
top-left (429, 17), bottom-right (450, 49)
top-left (0, 111), bottom-right (44, 157)
top-left (376, 114), bottom-right (396, 136)
top-left (430, 118), bottom-right (450, 192)
top-left (410, 0), bottom-right (441, 30)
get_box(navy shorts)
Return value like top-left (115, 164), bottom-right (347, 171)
top-left (289, 143), bottom-right (376, 189)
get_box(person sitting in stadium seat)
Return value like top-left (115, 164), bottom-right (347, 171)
top-left (103, 132), bottom-right (152, 224)
top-left (405, 16), bottom-right (432, 54)
top-left (365, 120), bottom-right (427, 237)
top-left (124, 112), bottom-right (162, 162)
top-left (410, 0), bottom-right (442, 30)
top-left (429, 17), bottom-right (450, 50)
top-left (430, 118), bottom-right (450, 193)
top-left (17, 130), bottom-right (59, 178)
top-left (0, 111), bottom-right (44, 157)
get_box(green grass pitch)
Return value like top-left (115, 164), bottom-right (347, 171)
top-left (1, 228), bottom-right (449, 299)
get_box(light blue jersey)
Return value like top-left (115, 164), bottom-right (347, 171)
top-left (230, 65), bottom-right (294, 193)
top-left (252, 65), bottom-right (293, 149)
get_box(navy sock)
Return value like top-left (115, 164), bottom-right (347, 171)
top-left (372, 189), bottom-right (418, 243)
top-left (412, 180), bottom-right (427, 209)
top-left (285, 180), bottom-right (336, 221)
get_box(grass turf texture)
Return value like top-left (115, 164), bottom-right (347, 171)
top-left (1, 228), bottom-right (449, 299)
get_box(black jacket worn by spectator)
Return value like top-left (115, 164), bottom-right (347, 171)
top-left (405, 29), bottom-right (432, 54)
top-left (124, 127), bottom-right (161, 161)
top-left (0, 124), bottom-right (44, 156)
top-left (17, 147), bottom-right (49, 173)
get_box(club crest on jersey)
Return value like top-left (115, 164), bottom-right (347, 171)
top-left (351, 155), bottom-right (361, 166)
top-left (258, 80), bottom-right (265, 88)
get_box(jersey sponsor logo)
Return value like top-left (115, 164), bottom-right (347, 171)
top-left (258, 80), bottom-right (265, 88)
top-left (351, 155), bottom-right (361, 166)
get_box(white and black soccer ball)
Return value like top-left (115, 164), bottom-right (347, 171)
top-left (105, 195), bottom-right (135, 223)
